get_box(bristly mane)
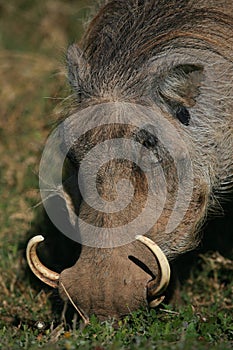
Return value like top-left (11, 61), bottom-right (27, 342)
top-left (82, 0), bottom-right (233, 68)
top-left (75, 0), bottom-right (233, 104)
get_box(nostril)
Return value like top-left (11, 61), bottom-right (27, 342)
top-left (128, 255), bottom-right (156, 278)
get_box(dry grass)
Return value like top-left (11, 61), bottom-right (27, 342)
top-left (0, 0), bottom-right (93, 340)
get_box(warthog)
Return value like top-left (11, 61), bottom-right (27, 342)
top-left (27, 0), bottom-right (233, 322)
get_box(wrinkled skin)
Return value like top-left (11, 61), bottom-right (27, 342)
top-left (28, 0), bottom-right (233, 321)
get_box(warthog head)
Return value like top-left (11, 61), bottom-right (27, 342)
top-left (27, 0), bottom-right (233, 321)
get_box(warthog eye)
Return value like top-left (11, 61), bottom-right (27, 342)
top-left (175, 106), bottom-right (190, 126)
top-left (135, 129), bottom-right (158, 149)
top-left (143, 134), bottom-right (158, 149)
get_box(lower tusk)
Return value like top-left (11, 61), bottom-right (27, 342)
top-left (149, 295), bottom-right (166, 308)
top-left (135, 235), bottom-right (171, 307)
top-left (26, 235), bottom-right (60, 288)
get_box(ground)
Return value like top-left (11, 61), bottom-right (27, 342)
top-left (0, 1), bottom-right (232, 349)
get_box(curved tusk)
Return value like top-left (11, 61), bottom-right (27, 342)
top-left (135, 235), bottom-right (171, 308)
top-left (26, 235), bottom-right (60, 288)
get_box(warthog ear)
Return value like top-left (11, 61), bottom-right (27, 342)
top-left (66, 44), bottom-right (89, 96)
top-left (158, 64), bottom-right (204, 107)
top-left (156, 64), bottom-right (204, 125)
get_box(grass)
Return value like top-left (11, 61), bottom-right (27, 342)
top-left (0, 1), bottom-right (232, 349)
